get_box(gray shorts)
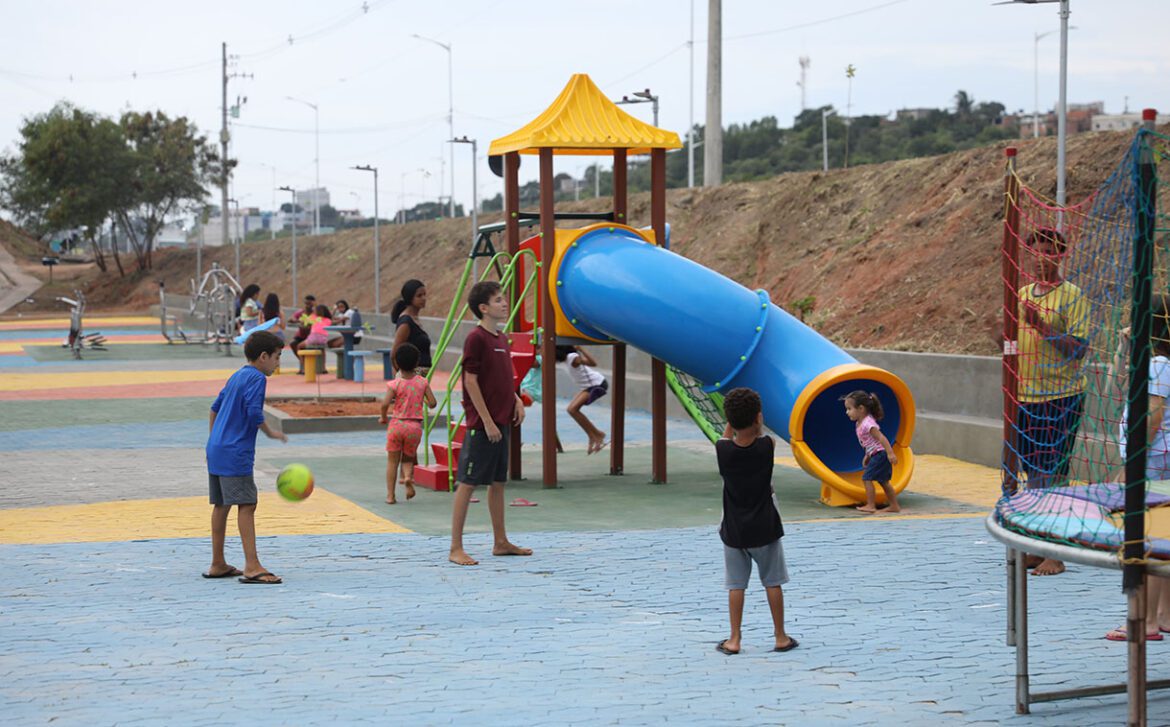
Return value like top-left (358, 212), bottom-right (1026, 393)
top-left (456, 427), bottom-right (510, 486)
top-left (724, 539), bottom-right (789, 590)
top-left (209, 473), bottom-right (258, 506)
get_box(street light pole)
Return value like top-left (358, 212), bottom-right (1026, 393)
top-left (278, 186), bottom-right (298, 302)
top-left (617, 89), bottom-right (659, 126)
top-left (286, 96), bottom-right (320, 235)
top-left (412, 34), bottom-right (455, 218)
top-left (352, 165), bottom-right (380, 313)
top-left (822, 109), bottom-right (835, 172)
top-left (452, 137), bottom-right (477, 278)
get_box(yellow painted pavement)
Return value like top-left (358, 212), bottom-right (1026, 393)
top-left (0, 367), bottom-right (237, 391)
top-left (0, 488), bottom-right (409, 544)
top-left (778, 452), bottom-right (1003, 514)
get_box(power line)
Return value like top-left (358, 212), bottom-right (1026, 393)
top-left (723, 0), bottom-right (912, 42)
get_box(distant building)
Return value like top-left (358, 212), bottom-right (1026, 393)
top-left (295, 187), bottom-right (330, 212)
top-left (1093, 112), bottom-right (1170, 132)
top-left (895, 108), bottom-right (936, 122)
top-left (338, 209), bottom-right (363, 223)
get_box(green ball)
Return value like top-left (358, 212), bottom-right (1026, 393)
top-left (277, 463), bottom-right (315, 501)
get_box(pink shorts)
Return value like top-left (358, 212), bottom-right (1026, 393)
top-left (386, 418), bottom-right (422, 457)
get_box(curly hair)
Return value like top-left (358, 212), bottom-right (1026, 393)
top-left (722, 387), bottom-right (762, 430)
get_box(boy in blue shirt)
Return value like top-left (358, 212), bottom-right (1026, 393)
top-left (204, 330), bottom-right (288, 584)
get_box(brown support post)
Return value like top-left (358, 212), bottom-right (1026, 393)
top-left (505, 152), bottom-right (523, 481)
top-left (650, 148), bottom-right (668, 484)
top-left (610, 149), bottom-right (628, 476)
top-left (539, 148), bottom-right (557, 487)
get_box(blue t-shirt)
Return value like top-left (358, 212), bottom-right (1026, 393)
top-left (206, 365), bottom-right (268, 476)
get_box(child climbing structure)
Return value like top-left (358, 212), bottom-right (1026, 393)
top-left (447, 73), bottom-right (918, 505)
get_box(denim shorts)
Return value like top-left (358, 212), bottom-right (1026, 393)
top-left (724, 539), bottom-right (789, 590)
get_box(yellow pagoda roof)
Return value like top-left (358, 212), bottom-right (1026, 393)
top-left (488, 74), bottom-right (682, 157)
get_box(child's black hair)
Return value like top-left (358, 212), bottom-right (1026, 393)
top-left (244, 330), bottom-right (284, 361)
top-left (315, 304), bottom-right (331, 318)
top-left (843, 390), bottom-right (884, 420)
top-left (468, 281), bottom-right (502, 320)
top-left (394, 342), bottom-right (420, 372)
top-left (262, 293), bottom-right (281, 321)
top-left (1026, 227), bottom-right (1068, 255)
top-left (335, 299), bottom-right (349, 311)
top-left (554, 345), bottom-right (574, 362)
top-left (240, 283), bottom-right (261, 303)
top-left (723, 387), bottom-right (762, 430)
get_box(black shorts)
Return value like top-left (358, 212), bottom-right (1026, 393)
top-left (584, 380), bottom-right (608, 406)
top-left (456, 426), bottom-right (510, 486)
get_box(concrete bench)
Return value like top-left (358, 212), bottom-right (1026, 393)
top-left (298, 349), bottom-right (324, 383)
top-left (376, 348), bottom-right (394, 380)
top-left (331, 348), bottom-right (348, 379)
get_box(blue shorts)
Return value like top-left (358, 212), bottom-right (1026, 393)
top-left (863, 450), bottom-right (893, 483)
top-left (584, 380), bottom-right (608, 406)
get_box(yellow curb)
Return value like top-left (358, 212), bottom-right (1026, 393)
top-left (0, 368), bottom-right (237, 391)
top-left (0, 488), bottom-right (410, 544)
top-left (776, 453), bottom-right (1002, 510)
top-left (0, 316), bottom-right (159, 330)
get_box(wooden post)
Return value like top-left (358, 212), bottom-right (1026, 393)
top-left (611, 148), bottom-right (628, 476)
top-left (650, 147), bottom-right (668, 484)
top-left (1002, 147), bottom-right (1021, 492)
top-left (505, 152), bottom-right (523, 481)
top-left (539, 148), bottom-right (557, 487)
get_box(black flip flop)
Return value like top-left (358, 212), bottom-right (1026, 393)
top-left (238, 571), bottom-right (283, 585)
top-left (202, 567), bottom-right (243, 579)
top-left (773, 638), bottom-right (799, 652)
top-left (715, 640), bottom-right (740, 655)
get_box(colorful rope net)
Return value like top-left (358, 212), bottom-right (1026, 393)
top-left (998, 127), bottom-right (1170, 563)
top-left (665, 366), bottom-right (726, 444)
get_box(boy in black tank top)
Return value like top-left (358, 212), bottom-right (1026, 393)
top-left (714, 387), bottom-right (798, 655)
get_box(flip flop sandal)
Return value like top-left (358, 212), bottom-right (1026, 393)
top-left (238, 571), bottom-right (283, 585)
top-left (715, 640), bottom-right (739, 655)
top-left (510, 498), bottom-right (538, 507)
top-left (773, 638), bottom-right (800, 652)
top-left (202, 567), bottom-right (243, 579)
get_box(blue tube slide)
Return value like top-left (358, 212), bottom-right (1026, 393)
top-left (553, 225), bottom-right (915, 500)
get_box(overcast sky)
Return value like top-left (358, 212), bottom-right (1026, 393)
top-left (1, 0), bottom-right (1166, 219)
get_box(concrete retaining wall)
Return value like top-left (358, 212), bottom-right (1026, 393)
top-left (157, 297), bottom-right (1005, 466)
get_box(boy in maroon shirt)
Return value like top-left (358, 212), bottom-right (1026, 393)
top-left (449, 281), bottom-right (532, 566)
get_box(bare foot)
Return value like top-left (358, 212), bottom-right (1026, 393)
top-left (449, 549), bottom-right (478, 566)
top-left (492, 542), bottom-right (533, 556)
top-left (855, 505), bottom-right (878, 513)
top-left (1030, 558), bottom-right (1065, 576)
top-left (405, 482), bottom-right (416, 500)
top-left (385, 496), bottom-right (397, 505)
top-left (716, 639), bottom-right (740, 655)
top-left (1024, 555), bottom-right (1044, 569)
top-left (880, 506), bottom-right (902, 514)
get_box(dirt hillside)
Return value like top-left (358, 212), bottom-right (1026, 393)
top-left (3, 126), bottom-right (1162, 355)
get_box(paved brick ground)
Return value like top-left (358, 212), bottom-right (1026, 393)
top-left (3, 519), bottom-right (1168, 725)
top-left (3, 319), bottom-right (1167, 725)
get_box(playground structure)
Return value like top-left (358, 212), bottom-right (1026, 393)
top-left (413, 73), bottom-right (917, 506)
top-left (158, 263), bottom-right (240, 355)
top-left (55, 290), bottom-right (105, 359)
top-left (986, 111), bottom-right (1168, 723)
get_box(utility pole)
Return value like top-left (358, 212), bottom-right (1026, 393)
top-left (219, 43), bottom-right (229, 270)
top-left (219, 43), bottom-right (251, 270)
top-left (688, 0), bottom-right (695, 188)
top-left (704, 0), bottom-right (722, 187)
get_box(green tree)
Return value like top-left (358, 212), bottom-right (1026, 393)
top-left (113, 110), bottom-right (218, 270)
top-left (0, 103), bottom-right (130, 272)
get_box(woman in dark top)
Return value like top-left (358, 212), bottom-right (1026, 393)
top-left (391, 279), bottom-right (432, 373)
